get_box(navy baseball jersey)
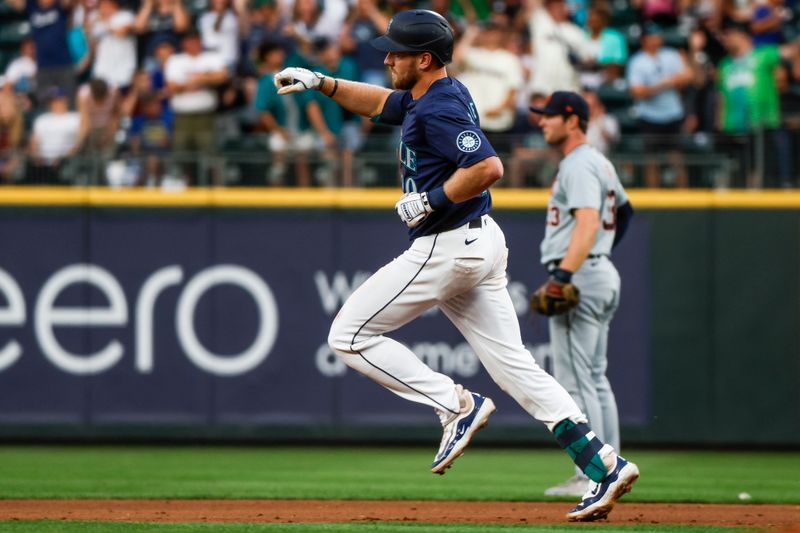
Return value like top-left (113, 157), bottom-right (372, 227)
top-left (374, 77), bottom-right (497, 239)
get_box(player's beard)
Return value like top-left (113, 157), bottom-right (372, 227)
top-left (545, 129), bottom-right (569, 148)
top-left (391, 67), bottom-right (421, 91)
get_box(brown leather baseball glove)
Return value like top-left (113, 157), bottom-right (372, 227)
top-left (530, 275), bottom-right (580, 316)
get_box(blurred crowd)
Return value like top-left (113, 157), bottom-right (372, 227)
top-left (0, 0), bottom-right (799, 187)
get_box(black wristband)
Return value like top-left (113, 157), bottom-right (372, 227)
top-left (551, 268), bottom-right (573, 284)
top-left (327, 77), bottom-right (339, 98)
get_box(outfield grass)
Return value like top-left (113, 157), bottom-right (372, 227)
top-left (0, 446), bottom-right (797, 504)
top-left (0, 521), bottom-right (753, 533)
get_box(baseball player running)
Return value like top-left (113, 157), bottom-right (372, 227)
top-left (274, 11), bottom-right (638, 521)
top-left (529, 91), bottom-right (635, 498)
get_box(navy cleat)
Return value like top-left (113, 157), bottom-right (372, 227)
top-left (566, 455), bottom-right (640, 522)
top-left (431, 385), bottom-right (496, 475)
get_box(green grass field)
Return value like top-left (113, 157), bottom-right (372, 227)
top-left (0, 446), bottom-right (797, 503)
top-left (0, 446), bottom-right (797, 532)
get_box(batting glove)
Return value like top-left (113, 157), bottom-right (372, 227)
top-left (273, 67), bottom-right (325, 95)
top-left (395, 192), bottom-right (433, 228)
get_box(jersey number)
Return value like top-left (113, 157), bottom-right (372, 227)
top-left (602, 191), bottom-right (617, 230)
top-left (547, 206), bottom-right (560, 226)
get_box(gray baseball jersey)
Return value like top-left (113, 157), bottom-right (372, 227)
top-left (540, 144), bottom-right (629, 264)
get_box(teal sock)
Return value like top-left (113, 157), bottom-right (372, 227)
top-left (553, 419), bottom-right (608, 483)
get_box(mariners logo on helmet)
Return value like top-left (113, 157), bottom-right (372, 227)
top-left (456, 131), bottom-right (481, 153)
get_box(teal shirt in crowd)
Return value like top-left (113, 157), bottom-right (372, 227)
top-left (255, 72), bottom-right (313, 132)
top-left (597, 28), bottom-right (628, 65)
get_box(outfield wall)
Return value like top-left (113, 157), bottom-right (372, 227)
top-left (0, 188), bottom-right (797, 446)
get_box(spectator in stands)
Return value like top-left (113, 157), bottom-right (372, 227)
top-left (718, 22), bottom-right (785, 132)
top-left (307, 37), bottom-right (360, 186)
top-left (133, 0), bottom-right (190, 66)
top-left (583, 3), bottom-right (628, 88)
top-left (3, 39), bottom-right (37, 97)
top-left (254, 39), bottom-right (314, 185)
top-left (120, 65), bottom-right (172, 123)
top-left (718, 21), bottom-right (798, 186)
top-left (67, 0), bottom-right (91, 77)
top-left (684, 25), bottom-right (718, 134)
top-left (88, 0), bottom-right (137, 89)
top-left (27, 86), bottom-right (81, 183)
top-left (150, 40), bottom-right (175, 101)
top-left (77, 77), bottom-right (120, 156)
top-left (339, 0), bottom-right (390, 86)
top-left (694, 5), bottom-right (729, 65)
top-left (121, 60), bottom-right (173, 123)
top-left (129, 90), bottom-right (172, 186)
top-left (121, 69), bottom-right (151, 118)
top-left (584, 88), bottom-right (620, 154)
top-left (287, 0), bottom-right (349, 59)
top-left (0, 85), bottom-right (24, 182)
top-left (165, 30), bottom-right (228, 181)
top-left (198, 0), bottom-right (247, 70)
top-left (8, 0), bottom-right (76, 104)
top-left (243, 0), bottom-right (293, 77)
top-left (455, 22), bottom-right (524, 156)
top-left (627, 22), bottom-right (692, 187)
top-left (526, 0), bottom-right (595, 95)
top-left (751, 0), bottom-right (787, 47)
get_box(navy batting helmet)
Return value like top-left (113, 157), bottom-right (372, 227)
top-left (370, 10), bottom-right (454, 65)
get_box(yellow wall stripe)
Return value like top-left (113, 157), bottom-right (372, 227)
top-left (2, 187), bottom-right (800, 209)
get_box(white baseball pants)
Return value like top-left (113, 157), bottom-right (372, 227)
top-left (328, 215), bottom-right (586, 429)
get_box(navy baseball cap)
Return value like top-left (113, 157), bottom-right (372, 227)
top-left (529, 91), bottom-right (589, 122)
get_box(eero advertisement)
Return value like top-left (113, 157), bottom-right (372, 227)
top-left (0, 209), bottom-right (648, 429)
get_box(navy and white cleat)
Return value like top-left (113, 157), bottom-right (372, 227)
top-left (431, 386), bottom-right (496, 475)
top-left (566, 455), bottom-right (640, 522)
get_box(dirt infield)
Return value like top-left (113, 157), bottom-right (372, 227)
top-left (1, 500), bottom-right (798, 528)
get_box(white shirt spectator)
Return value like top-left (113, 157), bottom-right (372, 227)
top-left (4, 55), bottom-right (37, 89)
top-left (92, 10), bottom-right (137, 87)
top-left (32, 111), bottom-right (80, 162)
top-left (458, 46), bottom-right (524, 132)
top-left (165, 51), bottom-right (226, 113)
top-left (529, 6), bottom-right (594, 94)
top-left (198, 10), bottom-right (239, 67)
top-left (289, 0), bottom-right (349, 44)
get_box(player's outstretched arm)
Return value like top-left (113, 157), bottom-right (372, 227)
top-left (274, 68), bottom-right (392, 119)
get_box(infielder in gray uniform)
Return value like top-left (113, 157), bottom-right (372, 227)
top-left (529, 91), bottom-right (635, 497)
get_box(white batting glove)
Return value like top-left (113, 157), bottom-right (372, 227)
top-left (395, 192), bottom-right (433, 228)
top-left (273, 67), bottom-right (325, 95)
